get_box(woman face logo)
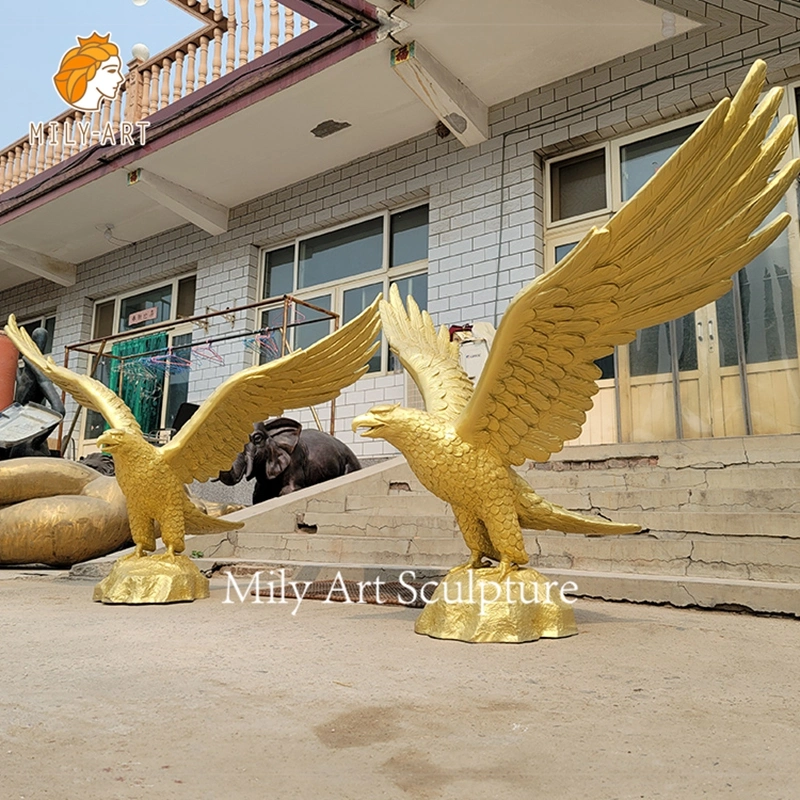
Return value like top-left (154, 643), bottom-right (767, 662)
top-left (54, 32), bottom-right (124, 112)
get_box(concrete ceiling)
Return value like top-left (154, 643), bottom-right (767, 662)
top-left (0, 0), bottom-right (697, 283)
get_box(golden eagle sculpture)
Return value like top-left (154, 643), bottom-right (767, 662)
top-left (354, 61), bottom-right (800, 579)
top-left (5, 299), bottom-right (380, 565)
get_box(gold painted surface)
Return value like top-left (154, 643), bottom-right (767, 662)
top-left (5, 298), bottom-right (380, 601)
top-left (93, 553), bottom-right (209, 604)
top-left (354, 61), bottom-right (800, 607)
top-left (0, 458), bottom-right (131, 566)
top-left (414, 568), bottom-right (578, 643)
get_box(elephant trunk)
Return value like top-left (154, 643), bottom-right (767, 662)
top-left (244, 443), bottom-right (257, 481)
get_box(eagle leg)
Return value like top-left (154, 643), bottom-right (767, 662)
top-left (449, 507), bottom-right (498, 573)
top-left (127, 510), bottom-right (156, 557)
top-left (157, 499), bottom-right (187, 560)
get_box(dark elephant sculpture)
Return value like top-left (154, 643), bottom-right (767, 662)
top-left (217, 417), bottom-right (361, 504)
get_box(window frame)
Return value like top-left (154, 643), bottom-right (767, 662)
top-left (257, 203), bottom-right (429, 374)
top-left (544, 88), bottom-right (800, 444)
top-left (91, 273), bottom-right (197, 339)
top-left (545, 143), bottom-right (612, 229)
top-left (84, 273), bottom-right (197, 444)
top-left (18, 313), bottom-right (57, 354)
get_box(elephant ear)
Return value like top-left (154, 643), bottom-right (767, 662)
top-left (263, 418), bottom-right (302, 479)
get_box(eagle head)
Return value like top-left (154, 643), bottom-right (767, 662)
top-left (96, 428), bottom-right (137, 454)
top-left (352, 403), bottom-right (421, 447)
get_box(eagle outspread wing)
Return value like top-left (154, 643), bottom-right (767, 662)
top-left (455, 60), bottom-right (800, 465)
top-left (160, 296), bottom-right (381, 484)
top-left (4, 315), bottom-right (141, 434)
top-left (381, 284), bottom-right (474, 422)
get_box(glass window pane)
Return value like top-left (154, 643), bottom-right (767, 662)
top-left (716, 202), bottom-right (798, 367)
top-left (389, 273), bottom-right (428, 372)
top-left (620, 123), bottom-right (698, 201)
top-left (44, 317), bottom-right (56, 355)
top-left (629, 315), bottom-right (696, 376)
top-left (674, 314), bottom-right (698, 371)
top-left (391, 206), bottom-right (428, 267)
top-left (554, 243), bottom-right (577, 264)
top-left (257, 306), bottom-right (288, 363)
top-left (299, 217), bottom-right (383, 288)
top-left (94, 301), bottom-right (115, 338)
top-left (294, 295), bottom-right (332, 351)
top-left (344, 282), bottom-right (383, 373)
top-left (739, 212), bottom-right (796, 365)
top-left (264, 246), bottom-right (294, 298)
top-left (629, 323), bottom-right (672, 376)
top-left (164, 333), bottom-right (192, 431)
top-left (85, 356), bottom-right (112, 439)
top-left (177, 276), bottom-right (196, 319)
top-left (119, 285), bottom-right (172, 332)
top-left (551, 151), bottom-right (606, 221)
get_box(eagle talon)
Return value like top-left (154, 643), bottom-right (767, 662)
top-left (495, 560), bottom-right (519, 581)
top-left (449, 554), bottom-right (493, 574)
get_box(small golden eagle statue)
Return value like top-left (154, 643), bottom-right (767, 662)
top-left (5, 299), bottom-right (380, 560)
top-left (354, 61), bottom-right (800, 578)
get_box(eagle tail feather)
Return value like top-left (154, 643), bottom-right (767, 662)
top-left (182, 495), bottom-right (243, 534)
top-left (515, 482), bottom-right (641, 536)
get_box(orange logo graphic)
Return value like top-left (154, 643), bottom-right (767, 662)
top-left (53, 32), bottom-right (124, 112)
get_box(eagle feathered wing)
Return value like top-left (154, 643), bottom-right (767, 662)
top-left (161, 296), bottom-right (381, 484)
top-left (455, 60), bottom-right (800, 465)
top-left (380, 284), bottom-right (474, 421)
top-left (4, 315), bottom-right (141, 434)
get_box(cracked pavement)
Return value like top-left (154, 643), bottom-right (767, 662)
top-left (2, 573), bottom-right (799, 799)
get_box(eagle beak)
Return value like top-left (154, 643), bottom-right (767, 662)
top-left (96, 431), bottom-right (118, 451)
top-left (352, 412), bottom-right (383, 438)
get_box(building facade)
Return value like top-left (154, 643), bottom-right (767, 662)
top-left (1, 0), bottom-right (799, 463)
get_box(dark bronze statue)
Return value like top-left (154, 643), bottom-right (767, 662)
top-left (1, 327), bottom-right (65, 459)
top-left (218, 417), bottom-right (361, 504)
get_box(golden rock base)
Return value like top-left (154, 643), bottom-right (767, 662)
top-left (93, 553), bottom-right (209, 604)
top-left (414, 567), bottom-right (578, 643)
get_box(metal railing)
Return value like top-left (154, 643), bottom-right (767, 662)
top-left (59, 294), bottom-right (338, 454)
top-left (0, 0), bottom-right (312, 194)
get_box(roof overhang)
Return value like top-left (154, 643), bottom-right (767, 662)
top-left (0, 0), bottom-right (698, 288)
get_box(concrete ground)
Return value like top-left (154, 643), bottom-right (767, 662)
top-left (1, 571), bottom-right (798, 800)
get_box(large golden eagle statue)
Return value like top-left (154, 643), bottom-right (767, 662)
top-left (5, 298), bottom-right (380, 601)
top-left (353, 61), bottom-right (800, 582)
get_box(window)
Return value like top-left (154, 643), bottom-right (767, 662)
top-left (549, 149), bottom-right (608, 222)
top-left (545, 102), bottom-right (800, 443)
top-left (85, 275), bottom-right (196, 441)
top-left (259, 205), bottom-right (429, 373)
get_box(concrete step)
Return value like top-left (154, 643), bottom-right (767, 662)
top-left (227, 527), bottom-right (800, 584)
top-left (248, 510), bottom-right (460, 539)
top-left (234, 531), bottom-right (466, 567)
top-left (344, 493), bottom-right (450, 516)
top-left (531, 530), bottom-right (800, 583)
top-left (538, 486), bottom-right (800, 514)
top-left (524, 463), bottom-right (800, 492)
top-left (608, 509), bottom-right (800, 538)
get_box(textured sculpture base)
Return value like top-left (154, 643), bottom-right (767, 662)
top-left (93, 553), bottom-right (209, 604)
top-left (415, 567), bottom-right (578, 643)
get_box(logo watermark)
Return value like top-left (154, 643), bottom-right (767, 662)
top-left (222, 569), bottom-right (579, 616)
top-left (28, 32), bottom-right (150, 149)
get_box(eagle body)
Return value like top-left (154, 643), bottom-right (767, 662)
top-left (99, 429), bottom-right (187, 554)
top-left (355, 61), bottom-right (800, 576)
top-left (355, 404), bottom-right (637, 570)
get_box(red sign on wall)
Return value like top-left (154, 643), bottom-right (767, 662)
top-left (128, 307), bottom-right (159, 326)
